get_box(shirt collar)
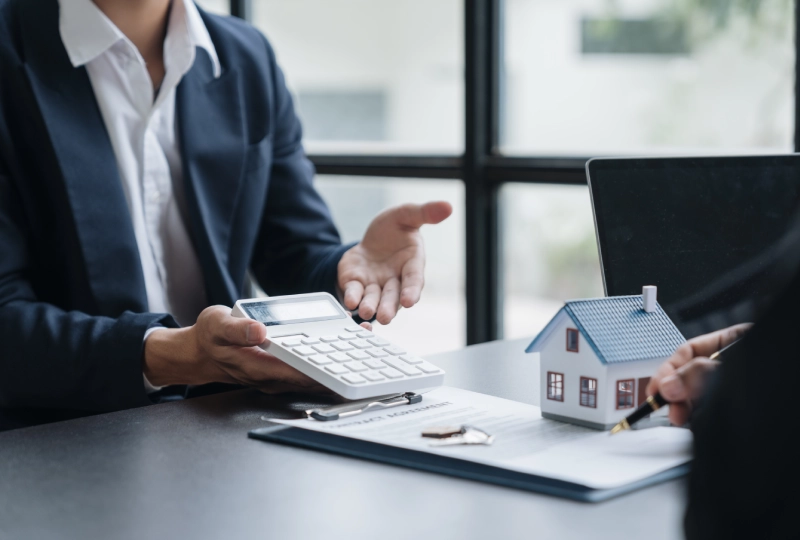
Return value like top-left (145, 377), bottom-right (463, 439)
top-left (58, 0), bottom-right (123, 67)
top-left (182, 0), bottom-right (222, 78)
top-left (58, 0), bottom-right (221, 79)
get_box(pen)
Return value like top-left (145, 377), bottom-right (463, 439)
top-left (609, 338), bottom-right (742, 434)
top-left (306, 392), bottom-right (422, 422)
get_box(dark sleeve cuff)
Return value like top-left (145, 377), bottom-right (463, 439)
top-left (95, 311), bottom-right (179, 410)
top-left (304, 242), bottom-right (356, 298)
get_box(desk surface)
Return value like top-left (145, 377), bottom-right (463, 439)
top-left (0, 338), bottom-right (687, 540)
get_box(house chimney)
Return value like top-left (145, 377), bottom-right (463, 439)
top-left (643, 286), bottom-right (657, 313)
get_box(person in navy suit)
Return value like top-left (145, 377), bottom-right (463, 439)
top-left (0, 0), bottom-right (452, 428)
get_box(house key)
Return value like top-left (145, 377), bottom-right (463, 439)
top-left (421, 426), bottom-right (464, 439)
top-left (428, 426), bottom-right (494, 447)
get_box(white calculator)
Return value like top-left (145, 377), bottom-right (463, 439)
top-left (231, 293), bottom-right (445, 400)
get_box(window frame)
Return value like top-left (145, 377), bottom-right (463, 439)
top-left (546, 371), bottom-right (564, 402)
top-left (230, 0), bottom-right (800, 345)
top-left (566, 328), bottom-right (579, 352)
top-left (616, 379), bottom-right (635, 410)
top-left (579, 376), bottom-right (597, 408)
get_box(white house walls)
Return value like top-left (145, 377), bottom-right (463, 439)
top-left (537, 310), bottom-right (668, 429)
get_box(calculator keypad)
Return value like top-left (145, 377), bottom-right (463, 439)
top-left (308, 355), bottom-right (331, 366)
top-left (380, 368), bottom-right (404, 379)
top-left (325, 365), bottom-right (349, 375)
top-left (280, 333), bottom-right (441, 387)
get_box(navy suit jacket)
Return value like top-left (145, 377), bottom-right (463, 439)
top-left (0, 0), bottom-right (348, 426)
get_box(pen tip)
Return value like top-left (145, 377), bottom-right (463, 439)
top-left (609, 419), bottom-right (629, 435)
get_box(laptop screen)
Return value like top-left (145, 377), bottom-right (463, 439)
top-left (587, 155), bottom-right (800, 338)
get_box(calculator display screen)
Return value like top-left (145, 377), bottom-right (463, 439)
top-left (242, 296), bottom-right (347, 326)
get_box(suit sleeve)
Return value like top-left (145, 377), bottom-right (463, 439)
top-left (0, 164), bottom-right (177, 412)
top-left (685, 278), bottom-right (800, 538)
top-left (248, 36), bottom-right (351, 298)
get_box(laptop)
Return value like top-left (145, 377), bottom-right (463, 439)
top-left (587, 155), bottom-right (800, 338)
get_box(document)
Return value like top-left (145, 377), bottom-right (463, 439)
top-left (271, 387), bottom-right (692, 490)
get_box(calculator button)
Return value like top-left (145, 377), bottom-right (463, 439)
top-left (362, 372), bottom-right (385, 382)
top-left (367, 349), bottom-right (388, 358)
top-left (351, 339), bottom-right (371, 349)
top-left (367, 337), bottom-right (390, 347)
top-left (382, 357), bottom-right (422, 376)
top-left (344, 361), bottom-right (369, 373)
top-left (399, 355), bottom-right (423, 365)
top-left (307, 355), bottom-right (331, 366)
top-left (363, 358), bottom-right (386, 369)
top-left (328, 352), bottom-right (350, 363)
top-left (383, 346), bottom-right (406, 356)
top-left (320, 335), bottom-right (339, 343)
top-left (379, 368), bottom-right (404, 379)
top-left (292, 346), bottom-right (316, 356)
top-left (342, 374), bottom-right (366, 385)
top-left (347, 350), bottom-right (370, 360)
top-left (281, 338), bottom-right (302, 347)
top-left (301, 337), bottom-right (320, 345)
top-left (325, 365), bottom-right (349, 375)
top-left (417, 361), bottom-right (442, 374)
top-left (338, 334), bottom-right (357, 341)
top-left (345, 326), bottom-right (362, 333)
top-left (312, 344), bottom-right (336, 354)
top-left (356, 331), bottom-right (374, 339)
top-left (332, 342), bottom-right (353, 351)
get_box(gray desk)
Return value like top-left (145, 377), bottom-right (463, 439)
top-left (0, 338), bottom-right (687, 540)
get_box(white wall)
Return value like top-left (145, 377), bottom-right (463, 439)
top-left (538, 311), bottom-right (608, 426)
top-left (252, 0), bottom-right (464, 154)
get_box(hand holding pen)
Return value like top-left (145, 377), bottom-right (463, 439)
top-left (611, 323), bottom-right (751, 433)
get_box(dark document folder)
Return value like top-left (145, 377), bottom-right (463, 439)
top-left (249, 423), bottom-right (689, 503)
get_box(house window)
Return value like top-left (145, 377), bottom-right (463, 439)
top-left (566, 328), bottom-right (579, 352)
top-left (616, 379), bottom-right (635, 409)
top-left (580, 377), bottom-right (597, 408)
top-left (547, 372), bottom-right (564, 402)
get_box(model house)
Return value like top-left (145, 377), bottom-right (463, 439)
top-left (525, 287), bottom-right (685, 430)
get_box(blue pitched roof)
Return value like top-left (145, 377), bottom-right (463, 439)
top-left (526, 295), bottom-right (685, 364)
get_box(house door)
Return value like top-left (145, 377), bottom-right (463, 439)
top-left (637, 377), bottom-right (651, 407)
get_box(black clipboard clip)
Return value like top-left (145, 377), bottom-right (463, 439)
top-left (306, 392), bottom-right (423, 422)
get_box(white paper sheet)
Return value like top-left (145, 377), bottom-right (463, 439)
top-left (272, 387), bottom-right (692, 489)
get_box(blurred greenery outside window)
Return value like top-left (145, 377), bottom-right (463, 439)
top-left (503, 0), bottom-right (795, 155)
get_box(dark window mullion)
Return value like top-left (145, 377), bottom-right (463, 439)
top-left (464, 0), bottom-right (502, 344)
top-left (308, 155), bottom-right (462, 179)
top-left (230, 0), bottom-right (252, 21)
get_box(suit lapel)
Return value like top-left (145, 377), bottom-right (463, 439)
top-left (19, 0), bottom-right (148, 315)
top-left (176, 51), bottom-right (245, 306)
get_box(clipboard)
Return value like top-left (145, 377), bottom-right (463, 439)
top-left (248, 423), bottom-right (690, 503)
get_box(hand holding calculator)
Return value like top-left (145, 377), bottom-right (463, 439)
top-left (232, 293), bottom-right (445, 400)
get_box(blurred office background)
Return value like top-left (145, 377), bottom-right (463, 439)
top-left (196, 0), bottom-right (795, 354)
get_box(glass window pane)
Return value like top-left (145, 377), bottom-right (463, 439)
top-left (194, 0), bottom-right (230, 16)
top-left (315, 176), bottom-right (465, 355)
top-left (503, 0), bottom-right (795, 155)
top-left (502, 183), bottom-right (604, 340)
top-left (253, 1), bottom-right (464, 154)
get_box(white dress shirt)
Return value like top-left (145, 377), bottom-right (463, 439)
top-left (58, 0), bottom-right (222, 391)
